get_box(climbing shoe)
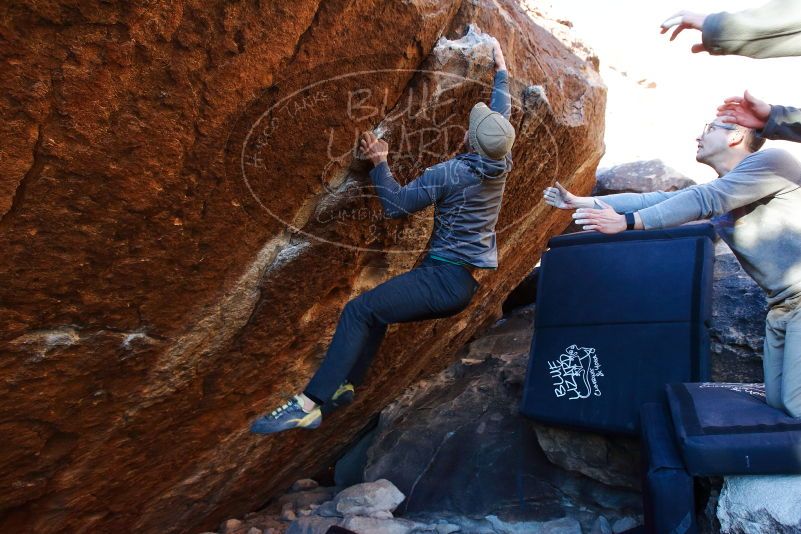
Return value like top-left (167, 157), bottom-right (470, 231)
top-left (321, 382), bottom-right (355, 416)
top-left (250, 396), bottom-right (322, 435)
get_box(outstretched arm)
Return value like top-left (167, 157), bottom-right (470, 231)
top-left (701, 0), bottom-right (801, 58)
top-left (573, 150), bottom-right (801, 233)
top-left (660, 1), bottom-right (801, 58)
top-left (360, 132), bottom-right (453, 219)
top-left (634, 150), bottom-right (799, 228)
top-left (543, 182), bottom-right (681, 212)
top-left (489, 37), bottom-right (511, 120)
top-left (544, 181), bottom-right (684, 233)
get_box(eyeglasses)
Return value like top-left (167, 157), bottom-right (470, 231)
top-left (702, 122), bottom-right (738, 136)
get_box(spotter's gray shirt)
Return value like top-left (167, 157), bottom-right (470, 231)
top-left (368, 70), bottom-right (513, 269)
top-left (598, 149), bottom-right (801, 306)
top-left (762, 104), bottom-right (801, 143)
top-left (702, 0), bottom-right (801, 58)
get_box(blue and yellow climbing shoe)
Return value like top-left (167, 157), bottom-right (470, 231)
top-left (250, 396), bottom-right (322, 435)
top-left (321, 382), bottom-right (355, 416)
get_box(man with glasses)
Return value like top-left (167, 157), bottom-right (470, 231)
top-left (543, 119), bottom-right (801, 418)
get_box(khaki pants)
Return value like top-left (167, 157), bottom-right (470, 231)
top-left (764, 293), bottom-right (801, 417)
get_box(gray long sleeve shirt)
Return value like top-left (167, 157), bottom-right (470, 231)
top-left (368, 70), bottom-right (513, 268)
top-left (702, 0), bottom-right (801, 58)
top-left (598, 149), bottom-right (801, 305)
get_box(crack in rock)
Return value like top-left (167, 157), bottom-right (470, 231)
top-left (133, 232), bottom-right (310, 407)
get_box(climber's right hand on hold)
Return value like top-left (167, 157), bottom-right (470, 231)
top-left (360, 131), bottom-right (389, 166)
top-left (490, 36), bottom-right (507, 72)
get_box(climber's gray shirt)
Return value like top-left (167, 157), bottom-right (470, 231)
top-left (368, 70), bottom-right (512, 269)
top-left (599, 149), bottom-right (801, 306)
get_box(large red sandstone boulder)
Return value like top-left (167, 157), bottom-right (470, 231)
top-left (0, 1), bottom-right (604, 532)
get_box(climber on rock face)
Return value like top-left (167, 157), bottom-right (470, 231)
top-left (543, 118), bottom-right (801, 418)
top-left (250, 36), bottom-right (516, 435)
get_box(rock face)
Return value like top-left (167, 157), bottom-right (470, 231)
top-left (362, 306), bottom-right (642, 531)
top-left (710, 241), bottom-right (768, 383)
top-left (533, 426), bottom-right (640, 491)
top-left (593, 159), bottom-right (696, 195)
top-left (0, 1), bottom-right (604, 533)
top-left (717, 475), bottom-right (801, 533)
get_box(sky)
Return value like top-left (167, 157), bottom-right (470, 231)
top-left (535, 0), bottom-right (801, 182)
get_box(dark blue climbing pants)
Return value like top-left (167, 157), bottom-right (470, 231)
top-left (303, 256), bottom-right (480, 404)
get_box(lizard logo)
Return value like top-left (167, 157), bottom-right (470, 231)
top-left (547, 344), bottom-right (604, 400)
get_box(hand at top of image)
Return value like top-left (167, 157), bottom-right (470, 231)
top-left (660, 10), bottom-right (708, 53)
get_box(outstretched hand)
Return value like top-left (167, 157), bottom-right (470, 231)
top-left (717, 90), bottom-right (771, 130)
top-left (360, 131), bottom-right (389, 166)
top-left (543, 181), bottom-right (580, 210)
top-left (660, 11), bottom-right (708, 53)
top-left (572, 199), bottom-right (626, 234)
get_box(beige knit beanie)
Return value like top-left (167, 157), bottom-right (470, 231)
top-left (468, 102), bottom-right (515, 160)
